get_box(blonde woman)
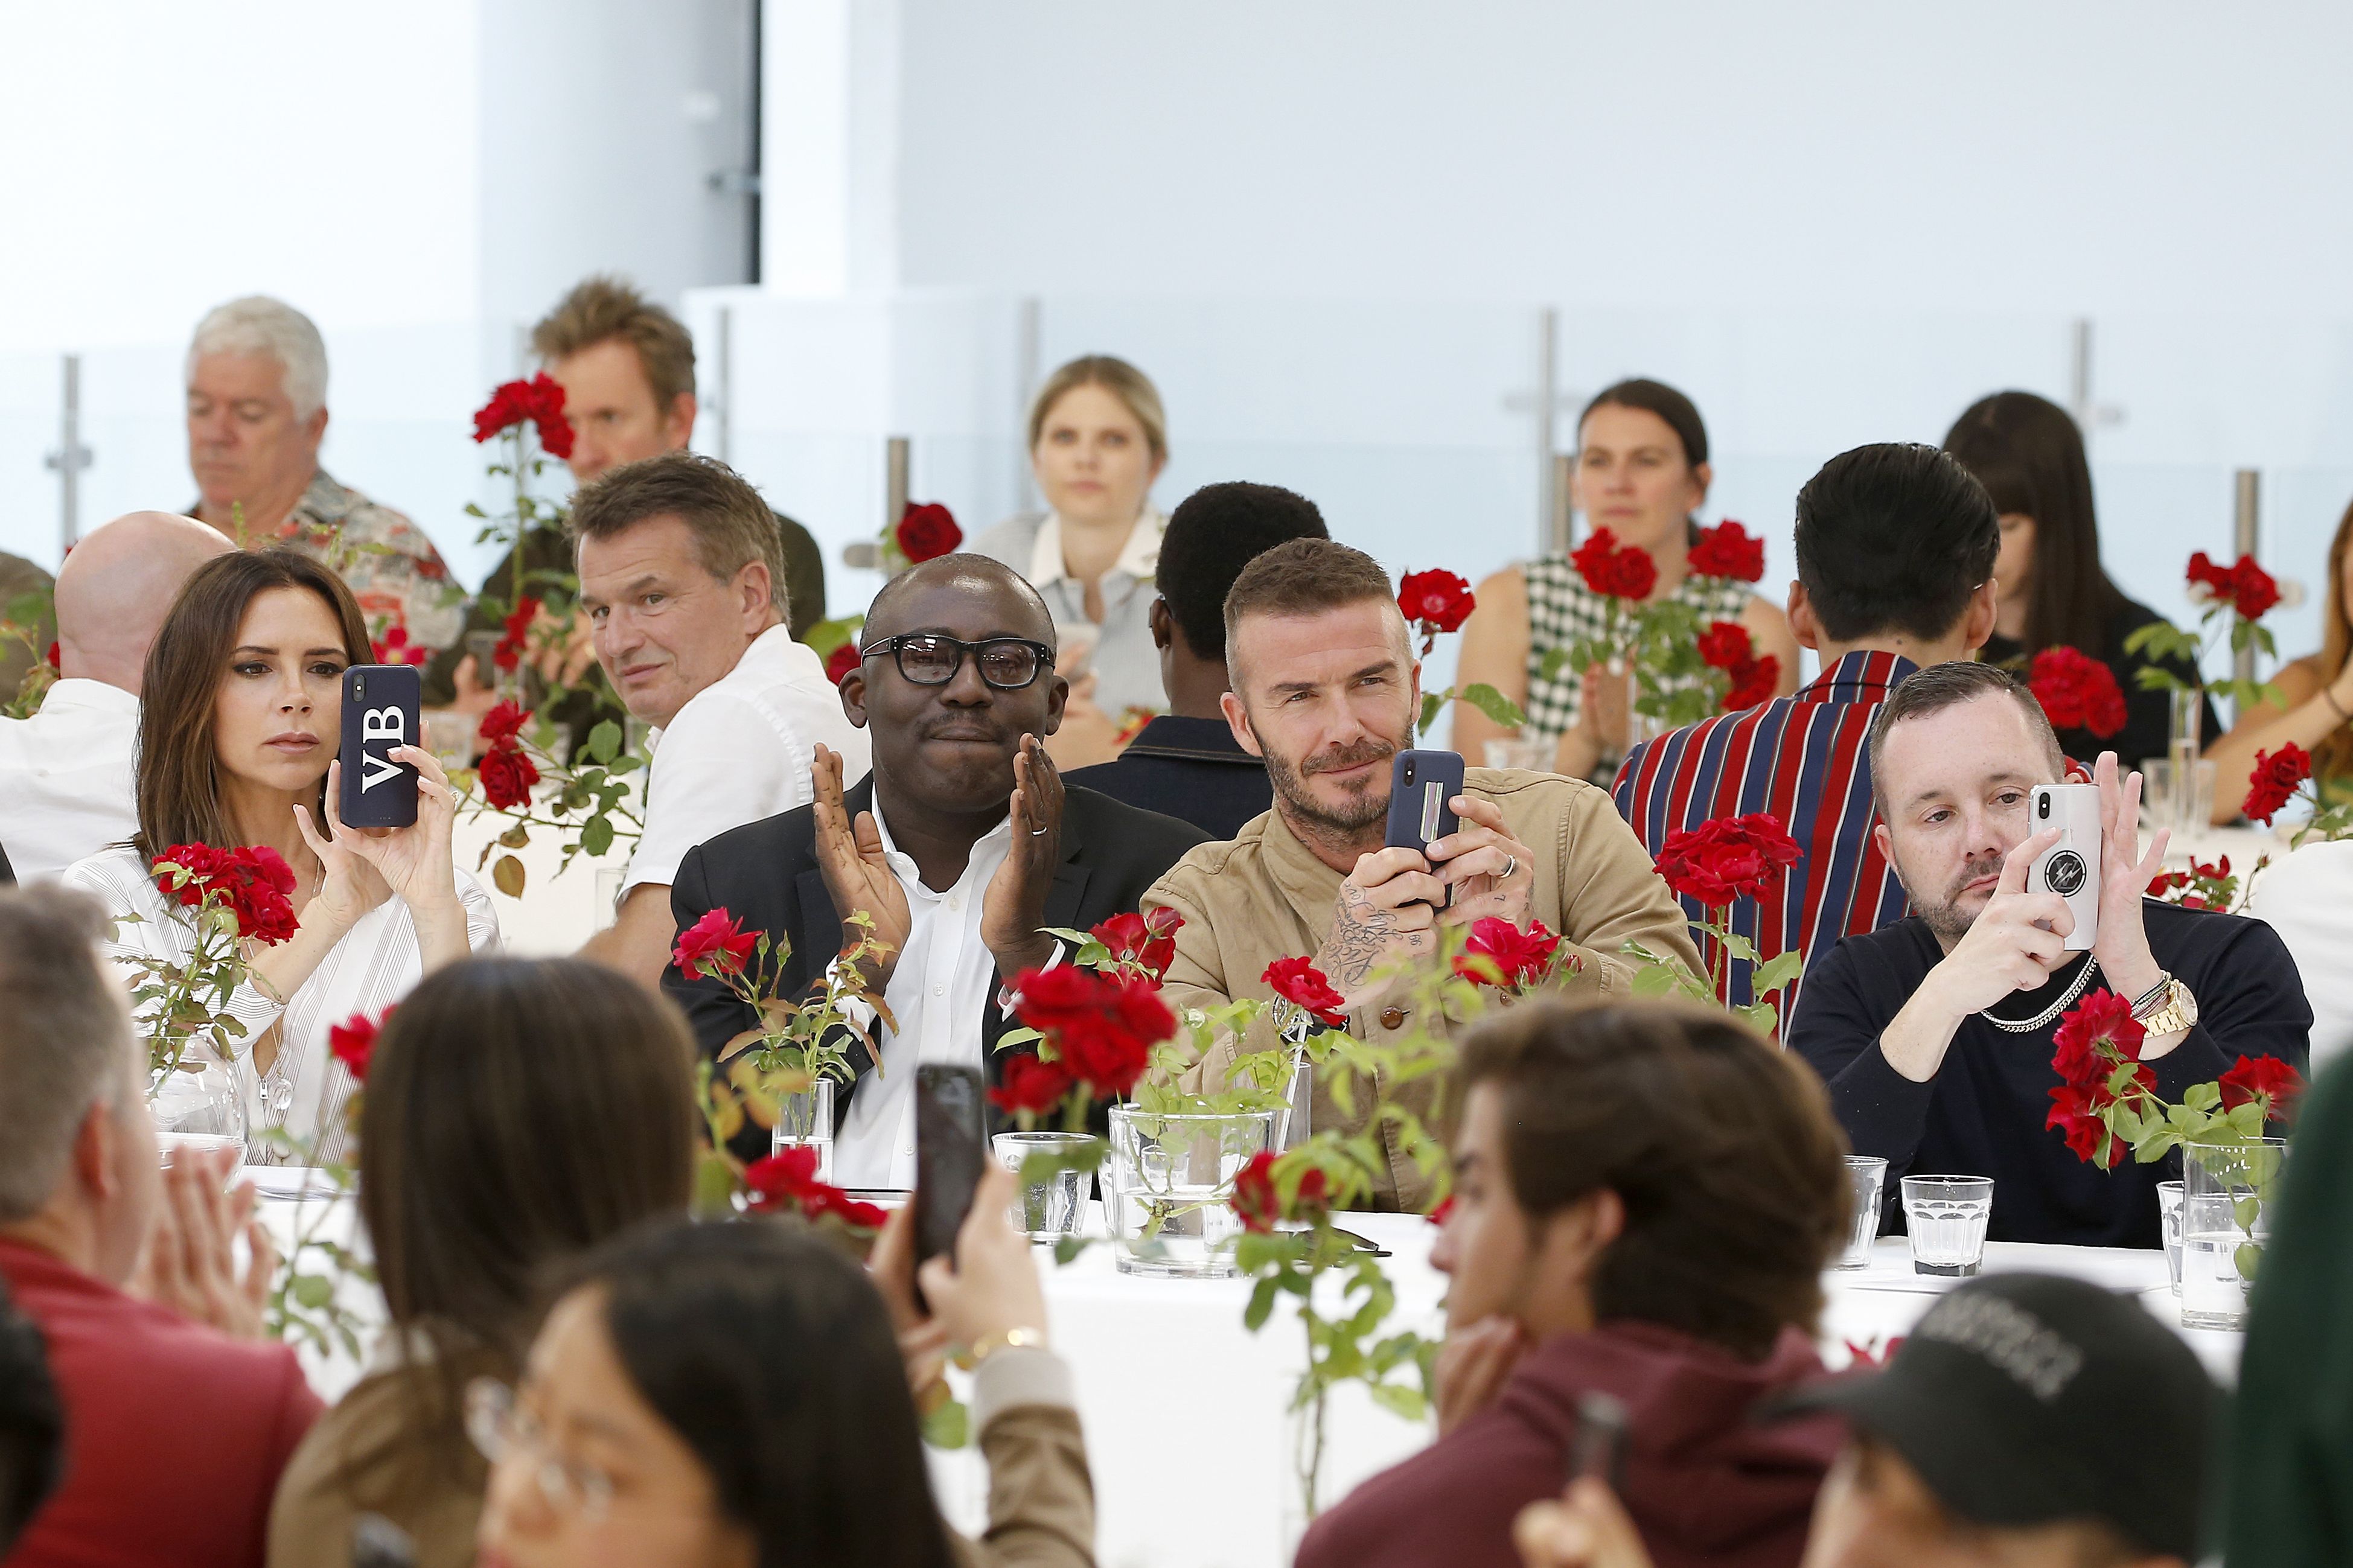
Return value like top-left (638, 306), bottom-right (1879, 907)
top-left (2209, 496), bottom-right (2353, 821)
top-left (973, 356), bottom-right (1169, 766)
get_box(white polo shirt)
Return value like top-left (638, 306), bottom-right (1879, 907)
top-left (0, 678), bottom-right (141, 880)
top-left (624, 625), bottom-right (872, 894)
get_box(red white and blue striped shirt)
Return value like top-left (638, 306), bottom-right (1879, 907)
top-left (1611, 650), bottom-right (1917, 1021)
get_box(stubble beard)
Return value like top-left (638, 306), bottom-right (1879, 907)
top-left (1904, 847), bottom-right (2006, 949)
top-left (1264, 735), bottom-right (1399, 845)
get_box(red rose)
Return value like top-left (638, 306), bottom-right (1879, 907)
top-left (2185, 551), bottom-right (2234, 600)
top-left (2050, 989), bottom-right (2146, 1089)
top-left (1090, 907), bottom-right (1183, 980)
top-left (1263, 955), bottom-right (1349, 1028)
top-left (1697, 620), bottom-right (1753, 672)
top-left (2187, 551), bottom-right (2281, 621)
top-left (1397, 569), bottom-right (1476, 636)
top-left (1653, 814), bottom-right (1802, 907)
top-left (328, 1007), bottom-right (389, 1083)
top-left (478, 741), bottom-right (541, 811)
top-left (1426, 1194), bottom-right (1456, 1228)
top-left (1723, 653), bottom-right (1780, 712)
top-left (825, 640), bottom-right (862, 685)
top-left (478, 699), bottom-right (529, 744)
top-left (1569, 527), bottom-right (1658, 602)
top-left (2244, 742), bottom-right (2311, 825)
top-left (2218, 1054), bottom-right (2305, 1116)
top-left (493, 596), bottom-right (541, 674)
top-left (372, 624), bottom-right (429, 668)
top-left (1687, 521), bottom-right (1765, 582)
top-left (471, 374), bottom-right (575, 461)
top-left (988, 1053), bottom-right (1076, 1117)
top-left (743, 1147), bottom-right (887, 1229)
top-left (1231, 1150), bottom-right (1280, 1234)
top-left (673, 908), bottom-right (758, 980)
top-left (1009, 966), bottom-right (1173, 1099)
top-left (2027, 646), bottom-right (2128, 739)
top-left (2044, 1085), bottom-right (2117, 1167)
top-left (1454, 917), bottom-right (1562, 989)
top-left (155, 843), bottom-right (300, 945)
top-left (43, 642), bottom-right (59, 671)
top-left (2147, 868), bottom-right (2190, 897)
top-left (895, 502), bottom-right (962, 564)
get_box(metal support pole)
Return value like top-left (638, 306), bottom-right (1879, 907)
top-left (2068, 318), bottom-right (2094, 433)
top-left (714, 304), bottom-right (734, 464)
top-left (1015, 296), bottom-right (1041, 512)
top-left (1535, 308), bottom-right (1558, 558)
top-left (1550, 453), bottom-right (1575, 557)
top-left (43, 354), bottom-right (92, 555)
top-left (886, 435), bottom-right (911, 531)
top-left (2233, 469), bottom-right (2261, 689)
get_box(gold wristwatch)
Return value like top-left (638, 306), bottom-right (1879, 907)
top-left (2134, 976), bottom-right (2199, 1037)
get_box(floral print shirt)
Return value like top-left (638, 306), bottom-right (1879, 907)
top-left (203, 470), bottom-right (465, 651)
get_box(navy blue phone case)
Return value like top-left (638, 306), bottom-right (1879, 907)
top-left (337, 665), bottom-right (421, 829)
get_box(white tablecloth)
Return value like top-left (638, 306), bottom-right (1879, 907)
top-left (450, 806), bottom-right (631, 957)
top-left (249, 1193), bottom-right (2240, 1568)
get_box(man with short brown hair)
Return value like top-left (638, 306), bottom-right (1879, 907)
top-left (1145, 539), bottom-right (1699, 1209)
top-left (573, 453), bottom-right (867, 987)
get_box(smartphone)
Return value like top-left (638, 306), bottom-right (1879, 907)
top-left (2027, 783), bottom-right (2101, 952)
top-left (913, 1063), bottom-right (989, 1281)
top-left (338, 665), bottom-right (422, 829)
top-left (1564, 1391), bottom-right (1629, 1490)
top-left (1385, 750), bottom-right (1465, 906)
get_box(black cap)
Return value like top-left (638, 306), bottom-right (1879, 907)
top-left (1774, 1273), bottom-right (2218, 1559)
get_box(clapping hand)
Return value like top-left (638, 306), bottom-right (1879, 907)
top-left (982, 735), bottom-right (1064, 979)
top-left (812, 743), bottom-right (912, 987)
top-left (133, 1144), bottom-right (277, 1340)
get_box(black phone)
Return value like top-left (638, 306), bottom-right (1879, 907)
top-left (913, 1063), bottom-right (989, 1281)
top-left (338, 665), bottom-right (421, 829)
top-left (1564, 1390), bottom-right (1629, 1490)
top-left (1384, 749), bottom-right (1465, 905)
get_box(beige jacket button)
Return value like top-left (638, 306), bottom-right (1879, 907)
top-left (1379, 1007), bottom-right (1408, 1031)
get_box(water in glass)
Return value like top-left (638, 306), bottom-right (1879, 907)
top-left (1836, 1156), bottom-right (1886, 1269)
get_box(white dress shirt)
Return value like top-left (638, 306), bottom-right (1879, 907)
top-left (833, 808), bottom-right (1018, 1190)
top-left (65, 846), bottom-right (501, 1165)
top-left (625, 624), bottom-right (871, 894)
top-left (0, 678), bottom-right (140, 880)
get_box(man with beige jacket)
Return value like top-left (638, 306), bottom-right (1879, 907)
top-left (1144, 540), bottom-right (1702, 1210)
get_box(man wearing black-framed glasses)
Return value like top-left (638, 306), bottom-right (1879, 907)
top-left (662, 554), bottom-right (1207, 1182)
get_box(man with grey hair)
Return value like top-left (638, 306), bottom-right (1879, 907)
top-left (185, 294), bottom-right (462, 653)
top-left (0, 885), bottom-right (319, 1567)
top-left (1790, 660), bottom-right (2310, 1247)
top-left (0, 511), bottom-right (231, 879)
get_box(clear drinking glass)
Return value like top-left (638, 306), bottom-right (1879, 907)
top-left (2180, 1138), bottom-right (2288, 1330)
top-left (1901, 1175), bottom-right (1994, 1276)
top-left (2142, 756), bottom-right (2218, 844)
top-left (2157, 1179), bottom-right (2186, 1296)
top-left (771, 1077), bottom-right (835, 1184)
top-left (595, 865), bottom-right (625, 931)
top-left (1104, 1106), bottom-right (1275, 1278)
top-left (1836, 1156), bottom-right (1887, 1269)
top-left (152, 1049), bottom-right (249, 1167)
top-left (994, 1132), bottom-right (1097, 1241)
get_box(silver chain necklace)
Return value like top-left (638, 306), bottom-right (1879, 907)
top-left (1979, 955), bottom-right (2100, 1034)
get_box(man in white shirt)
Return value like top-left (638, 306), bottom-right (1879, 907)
top-left (660, 555), bottom-right (1207, 1184)
top-left (572, 451), bottom-right (869, 987)
top-left (0, 512), bottom-right (231, 879)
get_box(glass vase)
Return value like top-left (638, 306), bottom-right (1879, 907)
top-left (1103, 1106), bottom-right (1275, 1278)
top-left (2179, 1136), bottom-right (2287, 1330)
top-left (2166, 687), bottom-right (2205, 838)
top-left (771, 1077), bottom-right (835, 1184)
top-left (151, 1048), bottom-right (249, 1165)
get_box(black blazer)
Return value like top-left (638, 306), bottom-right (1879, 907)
top-left (663, 779), bottom-right (1208, 1147)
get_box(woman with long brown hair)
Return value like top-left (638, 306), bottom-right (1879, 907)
top-left (267, 957), bottom-right (697, 1568)
top-left (63, 547), bottom-right (494, 1161)
top-left (2210, 496), bottom-right (2353, 818)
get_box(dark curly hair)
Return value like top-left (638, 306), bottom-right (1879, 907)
top-left (1157, 482), bottom-right (1329, 661)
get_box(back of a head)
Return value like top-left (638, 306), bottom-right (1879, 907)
top-left (531, 275), bottom-right (697, 410)
top-left (1158, 482), bottom-right (1330, 661)
top-left (187, 295), bottom-right (328, 419)
top-left (1221, 537), bottom-right (1401, 686)
top-left (360, 957), bottom-right (698, 1356)
top-left (0, 1278), bottom-right (62, 1558)
top-left (0, 887), bottom-right (130, 1225)
top-left (52, 511), bottom-right (234, 690)
top-left (569, 1217), bottom-right (957, 1568)
top-left (569, 451), bottom-right (787, 617)
top-left (1941, 392), bottom-right (2120, 652)
top-left (1794, 443), bottom-right (2000, 644)
top-left (1456, 999), bottom-right (1847, 1360)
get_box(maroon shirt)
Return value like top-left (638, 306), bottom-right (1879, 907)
top-left (1297, 1321), bottom-right (1842, 1568)
top-left (0, 1237), bottom-right (322, 1568)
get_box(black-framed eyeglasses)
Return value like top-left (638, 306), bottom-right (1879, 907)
top-left (860, 634), bottom-right (1055, 690)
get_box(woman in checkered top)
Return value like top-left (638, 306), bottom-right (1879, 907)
top-left (1453, 379), bottom-right (1799, 783)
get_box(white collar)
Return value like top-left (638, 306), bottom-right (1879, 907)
top-left (872, 792), bottom-right (1016, 897)
top-left (39, 677), bottom-right (139, 715)
top-left (1026, 509), bottom-right (1165, 591)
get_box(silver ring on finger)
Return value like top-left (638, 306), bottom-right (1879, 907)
top-left (1029, 825), bottom-right (1050, 837)
top-left (1500, 854), bottom-right (1518, 881)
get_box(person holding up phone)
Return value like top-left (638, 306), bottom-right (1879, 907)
top-left (1789, 660), bottom-right (2310, 1248)
top-left (1141, 540), bottom-right (1702, 1212)
top-left (660, 554), bottom-right (1207, 1183)
top-left (63, 549), bottom-right (497, 1164)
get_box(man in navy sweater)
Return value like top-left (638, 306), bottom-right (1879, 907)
top-left (1789, 660), bottom-right (2309, 1248)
